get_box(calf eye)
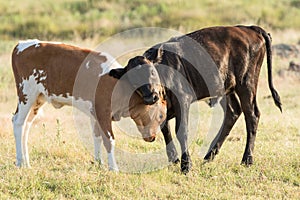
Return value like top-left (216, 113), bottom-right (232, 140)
top-left (159, 114), bottom-right (164, 119)
top-left (151, 70), bottom-right (155, 76)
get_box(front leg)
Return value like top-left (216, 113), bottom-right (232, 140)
top-left (100, 125), bottom-right (119, 172)
top-left (161, 120), bottom-right (179, 164)
top-left (175, 102), bottom-right (192, 174)
top-left (93, 114), bottom-right (118, 171)
top-left (103, 131), bottom-right (119, 171)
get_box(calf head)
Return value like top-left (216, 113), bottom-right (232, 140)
top-left (129, 87), bottom-right (167, 142)
top-left (109, 56), bottom-right (161, 105)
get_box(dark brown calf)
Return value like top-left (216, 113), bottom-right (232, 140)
top-left (111, 25), bottom-right (282, 173)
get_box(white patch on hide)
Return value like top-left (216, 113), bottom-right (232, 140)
top-left (16, 39), bottom-right (40, 54)
top-left (86, 61), bottom-right (90, 69)
top-left (98, 52), bottom-right (122, 77)
top-left (46, 93), bottom-right (93, 115)
top-left (16, 39), bottom-right (63, 55)
top-left (18, 69), bottom-right (93, 113)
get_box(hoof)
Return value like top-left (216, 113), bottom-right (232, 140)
top-left (172, 158), bottom-right (180, 164)
top-left (180, 155), bottom-right (192, 174)
top-left (91, 159), bottom-right (103, 165)
top-left (181, 160), bottom-right (191, 175)
top-left (15, 161), bottom-right (31, 168)
top-left (180, 152), bottom-right (192, 174)
top-left (241, 155), bottom-right (253, 166)
top-left (204, 149), bottom-right (218, 161)
top-left (109, 167), bottom-right (119, 172)
top-left (167, 148), bottom-right (179, 164)
top-left (168, 153), bottom-right (179, 164)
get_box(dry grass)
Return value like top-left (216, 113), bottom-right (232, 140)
top-left (0, 32), bottom-right (299, 199)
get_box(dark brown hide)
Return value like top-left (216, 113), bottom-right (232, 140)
top-left (135, 25), bottom-right (281, 173)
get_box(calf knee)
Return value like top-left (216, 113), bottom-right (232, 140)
top-left (12, 112), bottom-right (26, 127)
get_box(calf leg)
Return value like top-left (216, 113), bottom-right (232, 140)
top-left (236, 85), bottom-right (260, 166)
top-left (95, 105), bottom-right (118, 171)
top-left (175, 102), bottom-right (191, 174)
top-left (95, 117), bottom-right (118, 171)
top-left (240, 97), bottom-right (260, 165)
top-left (12, 105), bottom-right (28, 167)
top-left (12, 94), bottom-right (42, 167)
top-left (22, 95), bottom-right (45, 167)
top-left (102, 129), bottom-right (118, 171)
top-left (90, 119), bottom-right (103, 164)
top-left (161, 120), bottom-right (179, 164)
top-left (204, 93), bottom-right (242, 161)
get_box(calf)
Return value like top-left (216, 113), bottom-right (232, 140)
top-left (111, 25), bottom-right (282, 173)
top-left (11, 40), bottom-right (166, 171)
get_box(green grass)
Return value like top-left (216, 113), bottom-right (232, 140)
top-left (1, 0), bottom-right (300, 41)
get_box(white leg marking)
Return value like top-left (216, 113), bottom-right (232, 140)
top-left (12, 102), bottom-right (33, 167)
top-left (22, 108), bottom-right (41, 168)
top-left (12, 113), bottom-right (24, 167)
top-left (107, 131), bottom-right (119, 171)
top-left (91, 119), bottom-right (103, 164)
top-left (22, 121), bottom-right (32, 167)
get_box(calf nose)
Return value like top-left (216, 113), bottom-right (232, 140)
top-left (137, 85), bottom-right (159, 105)
top-left (152, 92), bottom-right (159, 103)
top-left (144, 136), bottom-right (156, 142)
top-left (143, 92), bottom-right (159, 105)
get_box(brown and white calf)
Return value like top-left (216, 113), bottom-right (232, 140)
top-left (11, 40), bottom-right (166, 171)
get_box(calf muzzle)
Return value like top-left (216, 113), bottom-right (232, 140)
top-left (143, 135), bottom-right (156, 142)
top-left (137, 84), bottom-right (159, 105)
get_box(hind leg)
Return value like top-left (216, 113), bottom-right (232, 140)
top-left (236, 87), bottom-right (260, 165)
top-left (240, 97), bottom-right (260, 165)
top-left (13, 103), bottom-right (33, 167)
top-left (204, 93), bottom-right (242, 161)
top-left (12, 94), bottom-right (45, 167)
top-left (22, 95), bottom-right (45, 166)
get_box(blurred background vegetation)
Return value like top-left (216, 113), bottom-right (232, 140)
top-left (1, 0), bottom-right (300, 41)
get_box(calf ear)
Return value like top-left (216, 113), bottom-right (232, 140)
top-left (109, 68), bottom-right (126, 79)
top-left (144, 45), bottom-right (163, 63)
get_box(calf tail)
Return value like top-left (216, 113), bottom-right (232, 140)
top-left (251, 26), bottom-right (282, 112)
top-left (262, 31), bottom-right (282, 112)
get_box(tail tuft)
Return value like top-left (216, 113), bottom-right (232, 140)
top-left (271, 88), bottom-right (282, 112)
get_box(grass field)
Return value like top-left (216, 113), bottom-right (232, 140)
top-left (1, 0), bottom-right (300, 41)
top-left (0, 0), bottom-right (300, 199)
top-left (0, 36), bottom-right (299, 200)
